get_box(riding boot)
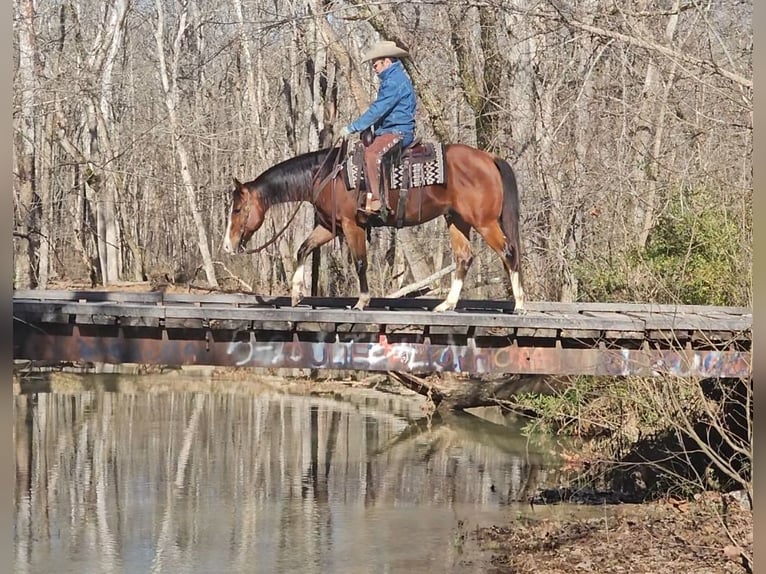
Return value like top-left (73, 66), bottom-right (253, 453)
top-left (361, 160), bottom-right (382, 214)
top-left (359, 133), bottom-right (400, 215)
top-left (364, 170), bottom-right (382, 213)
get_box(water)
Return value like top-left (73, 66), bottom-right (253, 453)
top-left (14, 376), bottom-right (566, 574)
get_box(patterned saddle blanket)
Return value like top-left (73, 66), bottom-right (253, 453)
top-left (342, 141), bottom-right (447, 191)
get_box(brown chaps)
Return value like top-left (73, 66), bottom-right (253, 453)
top-left (363, 132), bottom-right (402, 211)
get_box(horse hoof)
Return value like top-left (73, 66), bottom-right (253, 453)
top-left (352, 293), bottom-right (371, 311)
top-left (514, 306), bottom-right (527, 315)
top-left (433, 301), bottom-right (455, 312)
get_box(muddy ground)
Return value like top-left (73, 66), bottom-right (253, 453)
top-left (460, 492), bottom-right (752, 574)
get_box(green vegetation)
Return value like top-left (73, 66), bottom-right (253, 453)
top-left (502, 374), bottom-right (752, 500)
top-left (577, 188), bottom-right (751, 307)
top-left (642, 193), bottom-right (748, 305)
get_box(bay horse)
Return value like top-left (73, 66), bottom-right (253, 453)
top-left (222, 142), bottom-right (525, 313)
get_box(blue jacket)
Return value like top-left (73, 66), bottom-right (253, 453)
top-left (348, 60), bottom-right (416, 147)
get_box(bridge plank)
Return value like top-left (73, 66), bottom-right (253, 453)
top-left (624, 310), bottom-right (750, 332)
top-left (13, 290), bottom-right (752, 320)
top-left (534, 311), bottom-right (644, 331)
top-left (13, 290), bottom-right (518, 312)
top-left (14, 289), bottom-right (165, 304)
top-left (527, 300), bottom-right (751, 315)
top-left (11, 290), bottom-right (742, 311)
top-left (13, 292), bottom-right (752, 351)
top-left (13, 300), bottom-right (752, 335)
top-left (13, 301), bottom-right (167, 319)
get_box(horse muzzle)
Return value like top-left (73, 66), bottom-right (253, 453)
top-left (222, 235), bottom-right (242, 254)
top-left (223, 231), bottom-right (251, 254)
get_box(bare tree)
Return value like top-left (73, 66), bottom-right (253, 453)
top-left (154, 0), bottom-right (218, 287)
top-left (11, 0), bottom-right (750, 309)
top-left (13, 0), bottom-right (40, 288)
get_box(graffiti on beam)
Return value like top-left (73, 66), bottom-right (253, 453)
top-left (225, 330), bottom-right (750, 378)
top-left (648, 349), bottom-right (750, 378)
top-left (13, 322), bottom-right (750, 377)
top-left (225, 331), bottom-right (479, 372)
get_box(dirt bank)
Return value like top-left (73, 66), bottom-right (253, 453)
top-left (465, 493), bottom-right (752, 574)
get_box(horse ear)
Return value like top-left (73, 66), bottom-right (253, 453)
top-left (232, 177), bottom-right (242, 190)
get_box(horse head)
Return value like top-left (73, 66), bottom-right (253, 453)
top-left (222, 177), bottom-right (265, 254)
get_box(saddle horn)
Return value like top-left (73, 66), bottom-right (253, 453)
top-left (361, 127), bottom-right (375, 147)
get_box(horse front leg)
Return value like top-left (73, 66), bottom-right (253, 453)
top-left (434, 217), bottom-right (474, 312)
top-left (341, 223), bottom-right (371, 310)
top-left (291, 225), bottom-right (336, 306)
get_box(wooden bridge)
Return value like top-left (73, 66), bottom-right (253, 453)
top-left (13, 289), bottom-right (751, 378)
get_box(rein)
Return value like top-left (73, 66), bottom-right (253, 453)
top-left (240, 140), bottom-right (346, 254)
top-left (312, 138), bottom-right (346, 200)
top-left (311, 138), bottom-right (346, 238)
top-left (240, 202), bottom-right (303, 254)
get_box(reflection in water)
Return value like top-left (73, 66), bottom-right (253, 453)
top-left (14, 379), bottom-right (561, 574)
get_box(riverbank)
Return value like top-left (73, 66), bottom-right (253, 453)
top-left (466, 492), bottom-right (752, 573)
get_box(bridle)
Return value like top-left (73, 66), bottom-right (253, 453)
top-left (233, 140), bottom-right (346, 255)
top-left (233, 192), bottom-right (252, 250)
top-left (234, 187), bottom-right (304, 255)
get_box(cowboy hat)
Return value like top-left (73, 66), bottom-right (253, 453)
top-left (361, 40), bottom-right (410, 62)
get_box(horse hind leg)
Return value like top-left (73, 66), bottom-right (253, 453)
top-left (434, 217), bottom-right (473, 312)
top-left (476, 221), bottom-right (526, 314)
top-left (291, 225), bottom-right (336, 306)
top-left (508, 263), bottom-right (525, 314)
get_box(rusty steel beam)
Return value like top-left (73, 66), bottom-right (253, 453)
top-left (13, 322), bottom-right (751, 378)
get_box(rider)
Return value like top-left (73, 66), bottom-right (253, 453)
top-left (339, 40), bottom-right (416, 214)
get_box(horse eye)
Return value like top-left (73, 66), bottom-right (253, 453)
top-left (233, 207), bottom-right (241, 214)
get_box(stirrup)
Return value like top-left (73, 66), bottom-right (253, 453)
top-left (358, 198), bottom-right (382, 215)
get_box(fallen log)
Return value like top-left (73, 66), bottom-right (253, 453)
top-left (388, 371), bottom-right (567, 412)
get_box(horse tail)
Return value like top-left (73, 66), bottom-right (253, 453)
top-left (493, 157), bottom-right (522, 274)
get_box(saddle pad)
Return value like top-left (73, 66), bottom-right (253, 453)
top-left (343, 142), bottom-right (447, 190)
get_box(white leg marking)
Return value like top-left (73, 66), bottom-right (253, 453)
top-left (510, 271), bottom-right (526, 314)
top-left (434, 278), bottom-right (463, 312)
top-left (291, 263), bottom-right (306, 305)
top-left (353, 292), bottom-right (371, 310)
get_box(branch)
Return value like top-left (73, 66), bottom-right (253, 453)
top-left (388, 371), bottom-right (444, 406)
top-left (564, 18), bottom-right (751, 89)
top-left (213, 261), bottom-right (253, 292)
top-left (386, 263), bottom-right (455, 298)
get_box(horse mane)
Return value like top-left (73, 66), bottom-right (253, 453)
top-left (251, 148), bottom-right (337, 208)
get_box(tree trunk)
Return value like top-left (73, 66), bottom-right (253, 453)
top-left (390, 371), bottom-right (564, 412)
top-left (536, 82), bottom-right (572, 301)
top-left (14, 0), bottom-right (39, 288)
top-left (154, 0), bottom-right (218, 288)
top-left (232, 0), bottom-right (268, 166)
top-left (80, 0), bottom-right (129, 284)
top-left (98, 0), bottom-right (127, 283)
top-left (37, 112), bottom-right (56, 288)
top-left (630, 0), bottom-right (681, 249)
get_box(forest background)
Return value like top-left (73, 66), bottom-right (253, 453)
top-left (12, 0), bottom-right (752, 308)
